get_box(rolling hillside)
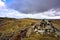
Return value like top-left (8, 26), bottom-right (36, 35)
top-left (0, 17), bottom-right (60, 40)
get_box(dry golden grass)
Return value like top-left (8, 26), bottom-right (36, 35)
top-left (0, 18), bottom-right (60, 40)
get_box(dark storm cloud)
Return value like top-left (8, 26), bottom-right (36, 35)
top-left (5, 0), bottom-right (60, 13)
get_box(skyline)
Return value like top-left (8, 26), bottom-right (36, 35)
top-left (0, 0), bottom-right (60, 19)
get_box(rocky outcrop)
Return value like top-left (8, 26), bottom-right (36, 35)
top-left (26, 20), bottom-right (60, 37)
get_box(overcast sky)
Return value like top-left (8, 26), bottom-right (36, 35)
top-left (0, 0), bottom-right (60, 19)
top-left (4, 0), bottom-right (60, 13)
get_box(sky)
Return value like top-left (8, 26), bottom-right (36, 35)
top-left (0, 0), bottom-right (60, 19)
top-left (5, 0), bottom-right (60, 13)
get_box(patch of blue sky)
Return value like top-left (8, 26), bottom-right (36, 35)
top-left (2, 0), bottom-right (12, 3)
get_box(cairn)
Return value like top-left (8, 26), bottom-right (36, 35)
top-left (32, 20), bottom-right (60, 37)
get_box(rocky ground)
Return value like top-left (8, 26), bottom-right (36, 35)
top-left (0, 17), bottom-right (60, 40)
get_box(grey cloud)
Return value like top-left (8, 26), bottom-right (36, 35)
top-left (6, 0), bottom-right (60, 13)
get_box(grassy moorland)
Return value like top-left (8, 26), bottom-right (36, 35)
top-left (0, 17), bottom-right (60, 40)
